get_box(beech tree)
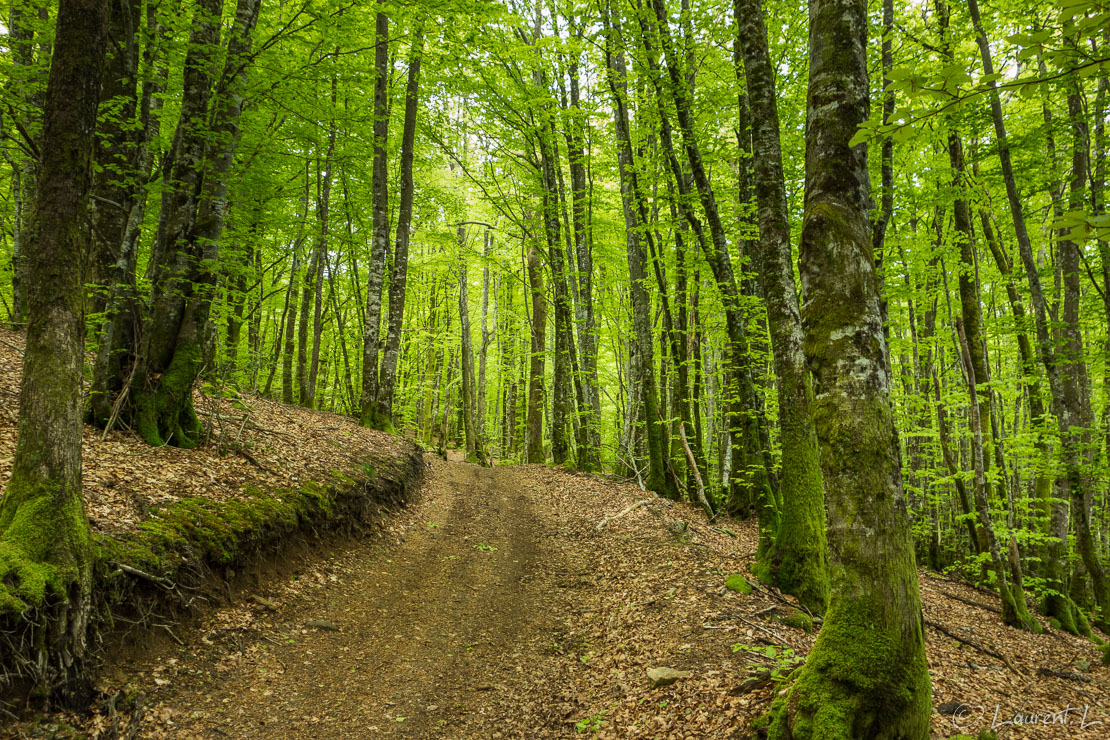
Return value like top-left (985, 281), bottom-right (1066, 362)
top-left (0, 0), bottom-right (110, 701)
top-left (766, 0), bottom-right (931, 733)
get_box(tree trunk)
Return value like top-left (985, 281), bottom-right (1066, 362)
top-left (534, 111), bottom-right (574, 465)
top-left (88, 0), bottom-right (169, 426)
top-left (3, 0), bottom-right (46, 325)
top-left (767, 0), bottom-right (931, 732)
top-left (359, 11), bottom-right (392, 430)
top-left (125, 0), bottom-right (223, 444)
top-left (128, 0), bottom-right (260, 448)
top-left (561, 30), bottom-right (602, 471)
top-left (296, 226), bottom-right (318, 406)
top-left (281, 245), bottom-right (302, 403)
top-left (478, 231), bottom-right (493, 455)
top-left (378, 24), bottom-right (424, 426)
top-left (457, 227), bottom-right (486, 464)
top-left (602, 2), bottom-right (672, 497)
top-left (87, 0), bottom-right (141, 318)
top-left (0, 0), bottom-right (109, 703)
top-left (735, 0), bottom-right (828, 615)
top-left (526, 238), bottom-right (546, 464)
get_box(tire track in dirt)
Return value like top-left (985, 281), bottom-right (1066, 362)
top-left (121, 456), bottom-right (583, 738)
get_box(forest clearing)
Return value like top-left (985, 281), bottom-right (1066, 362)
top-left (2, 0), bottom-right (1110, 736)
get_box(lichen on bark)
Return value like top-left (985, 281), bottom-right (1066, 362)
top-left (766, 0), bottom-right (931, 733)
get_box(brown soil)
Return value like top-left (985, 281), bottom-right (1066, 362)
top-left (6, 453), bottom-right (1109, 739)
top-left (88, 457), bottom-right (590, 739)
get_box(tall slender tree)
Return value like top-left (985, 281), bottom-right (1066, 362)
top-left (0, 0), bottom-right (110, 701)
top-left (767, 0), bottom-right (931, 731)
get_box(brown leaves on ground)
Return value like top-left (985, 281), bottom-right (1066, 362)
top-left (0, 327), bottom-right (407, 534)
top-left (521, 468), bottom-right (1109, 739)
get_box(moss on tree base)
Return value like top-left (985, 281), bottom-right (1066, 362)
top-left (132, 342), bottom-right (205, 448)
top-left (0, 475), bottom-right (95, 706)
top-left (765, 598), bottom-right (932, 739)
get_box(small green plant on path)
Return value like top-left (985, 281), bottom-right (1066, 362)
top-left (732, 643), bottom-right (805, 682)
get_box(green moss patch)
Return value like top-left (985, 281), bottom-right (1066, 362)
top-left (97, 445), bottom-right (422, 603)
top-left (780, 611), bottom-right (815, 633)
top-left (725, 574), bottom-right (752, 594)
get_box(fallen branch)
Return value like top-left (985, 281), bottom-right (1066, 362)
top-left (677, 423), bottom-right (713, 519)
top-left (596, 499), bottom-right (650, 531)
top-left (1036, 666), bottom-right (1092, 683)
top-left (730, 668), bottom-right (774, 695)
top-left (930, 587), bottom-right (1002, 614)
top-left (234, 447), bottom-right (278, 475)
top-left (115, 562), bottom-right (175, 591)
top-left (102, 359), bottom-right (140, 440)
top-left (747, 576), bottom-right (817, 618)
top-left (158, 623), bottom-right (185, 646)
top-left (925, 619), bottom-right (1023, 675)
top-left (737, 614), bottom-right (796, 648)
top-left (0, 337), bottom-right (24, 355)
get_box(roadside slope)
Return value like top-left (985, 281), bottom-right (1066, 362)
top-left (0, 327), bottom-right (425, 704)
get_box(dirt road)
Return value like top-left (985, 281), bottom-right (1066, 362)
top-left (108, 457), bottom-right (595, 738)
top-left (80, 455), bottom-right (1107, 740)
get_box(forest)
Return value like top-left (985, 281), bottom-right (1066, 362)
top-left (0, 0), bottom-right (1109, 735)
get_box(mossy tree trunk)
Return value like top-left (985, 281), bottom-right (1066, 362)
top-left (88, 0), bottom-right (170, 427)
top-left (735, 0), bottom-right (829, 615)
top-left (767, 0), bottom-right (931, 734)
top-left (0, 0), bottom-right (109, 704)
top-left (87, 0), bottom-right (141, 318)
top-left (378, 24), bottom-right (425, 426)
top-left (128, 0), bottom-right (260, 448)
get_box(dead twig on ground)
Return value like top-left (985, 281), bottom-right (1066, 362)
top-left (736, 614), bottom-right (796, 648)
top-left (115, 563), bottom-right (175, 591)
top-left (927, 586), bottom-right (1002, 614)
top-left (596, 499), bottom-right (650, 531)
top-left (925, 619), bottom-right (1024, 675)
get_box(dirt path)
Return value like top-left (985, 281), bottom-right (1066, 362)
top-left (104, 456), bottom-right (592, 738)
top-left (47, 454), bottom-right (1108, 739)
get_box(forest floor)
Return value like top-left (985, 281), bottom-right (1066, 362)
top-left (7, 456), bottom-right (1108, 739)
top-left (0, 326), bottom-right (1108, 738)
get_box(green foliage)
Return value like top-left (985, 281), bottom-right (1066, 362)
top-left (732, 643), bottom-right (806, 681)
top-left (575, 708), bottom-right (607, 734)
